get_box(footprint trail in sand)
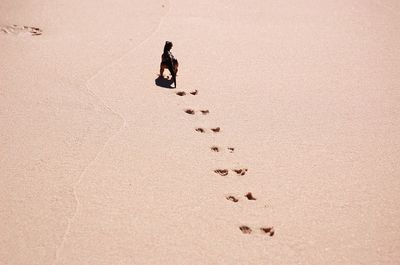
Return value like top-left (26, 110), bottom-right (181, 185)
top-left (172, 86), bottom-right (274, 237)
top-left (1, 24), bottom-right (42, 36)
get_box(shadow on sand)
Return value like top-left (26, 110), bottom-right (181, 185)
top-left (155, 76), bottom-right (175, 89)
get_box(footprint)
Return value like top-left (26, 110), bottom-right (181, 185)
top-left (214, 169), bottom-right (228, 176)
top-left (190, 90), bottom-right (198, 95)
top-left (176, 91), bottom-right (186, 96)
top-left (260, 227), bottom-right (275, 236)
top-left (1, 25), bottom-right (42, 36)
top-left (227, 147), bottom-right (235, 153)
top-left (185, 109), bottom-right (195, 115)
top-left (226, 196), bottom-right (239, 203)
top-left (195, 128), bottom-right (205, 133)
top-left (233, 168), bottom-right (248, 176)
top-left (245, 192), bottom-right (256, 200)
top-left (211, 146), bottom-right (219, 152)
top-left (200, 110), bottom-right (209, 115)
top-left (211, 127), bottom-right (220, 133)
top-left (239, 226), bottom-right (252, 234)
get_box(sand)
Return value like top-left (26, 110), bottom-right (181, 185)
top-left (1, 0), bottom-right (400, 264)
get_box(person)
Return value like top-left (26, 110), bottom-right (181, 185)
top-left (160, 41), bottom-right (178, 87)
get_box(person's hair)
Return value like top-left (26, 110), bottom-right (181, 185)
top-left (164, 41), bottom-right (173, 53)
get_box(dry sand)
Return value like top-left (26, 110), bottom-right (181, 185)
top-left (1, 0), bottom-right (400, 264)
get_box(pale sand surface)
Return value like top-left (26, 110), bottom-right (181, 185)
top-left (1, 0), bottom-right (400, 264)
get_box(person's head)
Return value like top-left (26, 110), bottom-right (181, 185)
top-left (164, 41), bottom-right (173, 52)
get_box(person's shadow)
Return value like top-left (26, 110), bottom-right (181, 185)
top-left (155, 76), bottom-right (175, 89)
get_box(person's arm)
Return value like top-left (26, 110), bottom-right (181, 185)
top-left (168, 51), bottom-right (175, 61)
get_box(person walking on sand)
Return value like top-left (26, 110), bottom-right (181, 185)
top-left (160, 41), bottom-right (178, 88)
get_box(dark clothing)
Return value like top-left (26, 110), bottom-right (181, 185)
top-left (161, 51), bottom-right (175, 64)
top-left (160, 41), bottom-right (177, 87)
top-left (161, 51), bottom-right (177, 75)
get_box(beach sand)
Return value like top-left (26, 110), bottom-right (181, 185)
top-left (1, 0), bottom-right (399, 264)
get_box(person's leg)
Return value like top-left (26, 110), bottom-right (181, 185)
top-left (167, 62), bottom-right (176, 87)
top-left (174, 64), bottom-right (178, 75)
top-left (160, 63), bottom-right (166, 77)
top-left (173, 59), bottom-right (179, 75)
